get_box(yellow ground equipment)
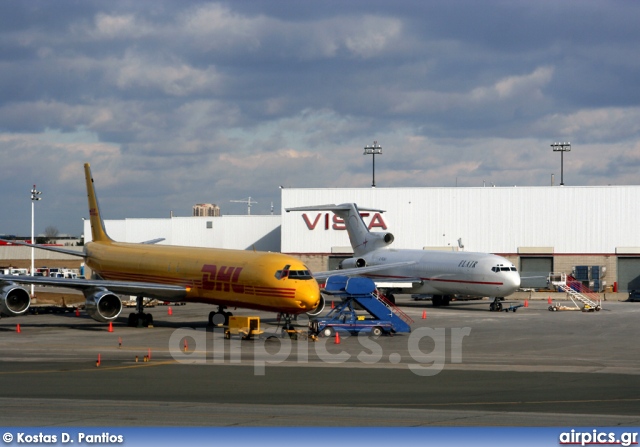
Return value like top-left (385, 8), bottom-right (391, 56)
top-left (224, 316), bottom-right (264, 340)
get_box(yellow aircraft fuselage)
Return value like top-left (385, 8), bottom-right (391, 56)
top-left (85, 241), bottom-right (320, 314)
top-left (83, 162), bottom-right (320, 315)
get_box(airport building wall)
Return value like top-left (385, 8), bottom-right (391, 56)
top-left (6, 185), bottom-right (635, 292)
top-left (280, 186), bottom-right (640, 292)
top-left (84, 215), bottom-right (282, 252)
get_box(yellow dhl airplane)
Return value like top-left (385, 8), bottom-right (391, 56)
top-left (0, 163), bottom-right (322, 329)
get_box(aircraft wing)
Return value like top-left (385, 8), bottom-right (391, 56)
top-left (0, 238), bottom-right (85, 257)
top-left (314, 261), bottom-right (417, 281)
top-left (0, 275), bottom-right (188, 301)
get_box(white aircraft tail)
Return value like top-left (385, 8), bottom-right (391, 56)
top-left (286, 203), bottom-right (394, 257)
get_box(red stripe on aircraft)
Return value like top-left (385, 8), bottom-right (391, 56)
top-left (364, 273), bottom-right (504, 286)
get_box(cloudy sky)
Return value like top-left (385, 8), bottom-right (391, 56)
top-left (2, 0), bottom-right (640, 236)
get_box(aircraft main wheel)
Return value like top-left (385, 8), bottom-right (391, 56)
top-left (371, 326), bottom-right (383, 337)
top-left (128, 313), bottom-right (138, 327)
top-left (387, 294), bottom-right (396, 305)
top-left (496, 303), bottom-right (503, 311)
top-left (489, 303), bottom-right (496, 311)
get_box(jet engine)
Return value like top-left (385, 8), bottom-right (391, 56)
top-left (84, 289), bottom-right (123, 322)
top-left (360, 232), bottom-right (395, 252)
top-left (339, 258), bottom-right (367, 269)
top-left (306, 294), bottom-right (325, 317)
top-left (0, 283), bottom-right (31, 317)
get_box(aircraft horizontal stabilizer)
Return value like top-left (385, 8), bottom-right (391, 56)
top-left (286, 204), bottom-right (384, 213)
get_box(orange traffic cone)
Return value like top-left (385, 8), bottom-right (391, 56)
top-left (16, 324), bottom-right (21, 333)
top-left (108, 321), bottom-right (113, 332)
top-left (331, 300), bottom-right (335, 309)
top-left (547, 296), bottom-right (552, 305)
top-left (96, 353), bottom-right (101, 367)
top-left (75, 308), bottom-right (80, 317)
top-left (334, 331), bottom-right (340, 344)
top-left (524, 300), bottom-right (529, 308)
top-left (168, 306), bottom-right (173, 316)
top-left (422, 310), bottom-right (427, 319)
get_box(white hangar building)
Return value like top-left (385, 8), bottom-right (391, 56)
top-left (86, 185), bottom-right (640, 293)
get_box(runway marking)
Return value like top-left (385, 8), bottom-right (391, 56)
top-left (0, 360), bottom-right (177, 375)
top-left (362, 397), bottom-right (640, 407)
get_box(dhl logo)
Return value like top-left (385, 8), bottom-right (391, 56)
top-left (201, 264), bottom-right (244, 293)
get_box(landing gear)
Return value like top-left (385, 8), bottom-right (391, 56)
top-left (432, 295), bottom-right (451, 307)
top-left (380, 289), bottom-right (397, 304)
top-left (127, 296), bottom-right (154, 327)
top-left (489, 297), bottom-right (504, 312)
top-left (208, 306), bottom-right (233, 327)
top-left (280, 313), bottom-right (296, 338)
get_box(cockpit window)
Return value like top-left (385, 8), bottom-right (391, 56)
top-left (492, 265), bottom-right (518, 273)
top-left (288, 270), bottom-right (313, 279)
top-left (275, 265), bottom-right (313, 280)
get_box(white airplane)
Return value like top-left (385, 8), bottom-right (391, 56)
top-left (287, 203), bottom-right (521, 311)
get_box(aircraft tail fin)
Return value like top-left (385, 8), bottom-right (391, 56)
top-left (286, 203), bottom-right (394, 257)
top-left (84, 163), bottom-right (113, 244)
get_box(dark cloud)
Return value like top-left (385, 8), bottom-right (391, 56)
top-left (1, 0), bottom-right (639, 235)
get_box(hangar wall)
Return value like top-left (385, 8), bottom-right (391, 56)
top-left (280, 186), bottom-right (640, 254)
top-left (280, 186), bottom-right (640, 292)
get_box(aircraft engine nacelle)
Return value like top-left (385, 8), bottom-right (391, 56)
top-left (0, 283), bottom-right (31, 317)
top-left (84, 289), bottom-right (123, 322)
top-left (340, 258), bottom-right (367, 269)
top-left (306, 294), bottom-right (325, 317)
top-left (371, 232), bottom-right (394, 250)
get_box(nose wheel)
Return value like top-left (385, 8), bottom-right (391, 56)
top-left (279, 313), bottom-right (297, 338)
top-left (489, 297), bottom-right (504, 312)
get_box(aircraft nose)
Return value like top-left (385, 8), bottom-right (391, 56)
top-left (296, 281), bottom-right (322, 311)
top-left (506, 272), bottom-right (521, 293)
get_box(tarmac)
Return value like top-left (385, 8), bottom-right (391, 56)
top-left (1, 296), bottom-right (639, 426)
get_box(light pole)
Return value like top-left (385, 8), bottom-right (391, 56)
top-left (363, 141), bottom-right (382, 187)
top-left (551, 142), bottom-right (571, 186)
top-left (30, 184), bottom-right (42, 297)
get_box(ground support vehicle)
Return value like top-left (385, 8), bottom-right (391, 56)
top-left (310, 276), bottom-right (412, 337)
top-left (501, 303), bottom-right (523, 312)
top-left (224, 316), bottom-right (264, 340)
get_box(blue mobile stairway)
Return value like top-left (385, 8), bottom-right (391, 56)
top-left (310, 275), bottom-right (413, 336)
